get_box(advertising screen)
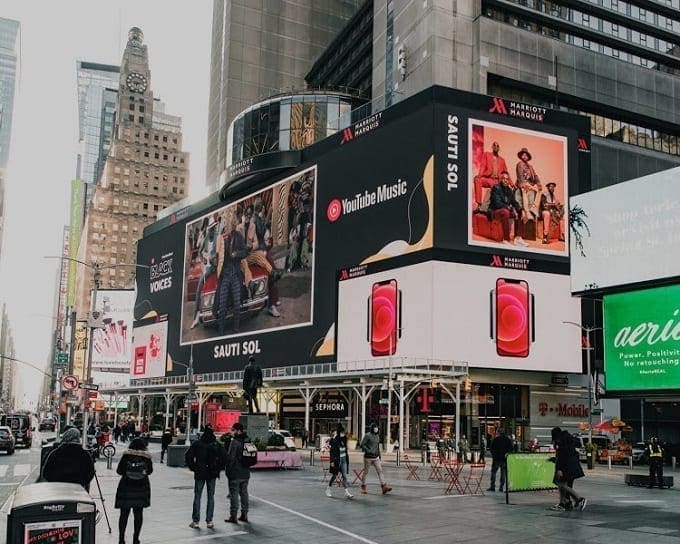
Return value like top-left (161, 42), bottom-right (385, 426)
top-left (90, 289), bottom-right (135, 372)
top-left (130, 320), bottom-right (168, 379)
top-left (604, 284), bottom-right (680, 392)
top-left (337, 260), bottom-right (582, 373)
top-left (571, 166), bottom-right (680, 293)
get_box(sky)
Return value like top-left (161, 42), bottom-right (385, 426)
top-left (0, 2), bottom-right (214, 409)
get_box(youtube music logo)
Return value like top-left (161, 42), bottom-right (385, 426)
top-left (326, 199), bottom-right (342, 222)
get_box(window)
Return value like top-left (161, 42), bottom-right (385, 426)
top-left (128, 114), bottom-right (134, 122)
top-left (129, 103), bottom-right (135, 111)
top-left (138, 117), bottom-right (144, 123)
top-left (163, 136), bottom-right (167, 142)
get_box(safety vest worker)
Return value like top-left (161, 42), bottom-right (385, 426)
top-left (647, 437), bottom-right (664, 488)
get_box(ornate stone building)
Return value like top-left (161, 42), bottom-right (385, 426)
top-left (75, 28), bottom-right (189, 317)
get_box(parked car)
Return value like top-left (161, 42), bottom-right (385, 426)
top-left (268, 430), bottom-right (296, 449)
top-left (38, 418), bottom-right (56, 432)
top-left (196, 265), bottom-right (270, 327)
top-left (0, 414), bottom-right (33, 449)
top-left (631, 442), bottom-right (649, 464)
top-left (0, 425), bottom-right (15, 454)
top-left (573, 433), bottom-right (610, 462)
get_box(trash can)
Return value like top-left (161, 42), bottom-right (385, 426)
top-left (471, 448), bottom-right (481, 463)
top-left (167, 444), bottom-right (190, 467)
top-left (6, 482), bottom-right (96, 543)
top-left (421, 442), bottom-right (430, 464)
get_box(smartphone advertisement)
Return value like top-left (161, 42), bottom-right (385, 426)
top-left (129, 320), bottom-right (168, 379)
top-left (338, 260), bottom-right (581, 372)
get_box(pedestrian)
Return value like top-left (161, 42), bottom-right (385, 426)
top-left (359, 422), bottom-right (392, 495)
top-left (326, 423), bottom-right (353, 499)
top-left (549, 427), bottom-right (587, 511)
top-left (115, 437), bottom-right (153, 544)
top-left (647, 437), bottom-right (664, 488)
top-left (487, 428), bottom-right (513, 492)
top-left (479, 436), bottom-right (486, 463)
top-left (225, 422), bottom-right (254, 523)
top-left (458, 435), bottom-right (469, 463)
top-left (160, 427), bottom-right (173, 464)
top-left (185, 425), bottom-right (226, 529)
top-left (301, 428), bottom-right (308, 449)
top-left (41, 427), bottom-right (95, 492)
top-left (113, 423), bottom-right (122, 444)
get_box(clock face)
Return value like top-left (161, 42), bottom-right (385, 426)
top-left (126, 72), bottom-right (148, 93)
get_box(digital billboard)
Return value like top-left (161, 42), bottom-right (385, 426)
top-left (337, 260), bottom-right (582, 373)
top-left (130, 320), bottom-right (168, 379)
top-left (133, 86), bottom-right (589, 375)
top-left (604, 284), bottom-right (680, 392)
top-left (90, 289), bottom-right (135, 372)
top-left (571, 166), bottom-right (680, 293)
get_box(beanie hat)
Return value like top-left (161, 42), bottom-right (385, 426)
top-left (336, 423), bottom-right (345, 434)
top-left (129, 437), bottom-right (147, 451)
top-left (61, 428), bottom-right (81, 443)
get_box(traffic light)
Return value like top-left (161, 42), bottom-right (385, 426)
top-left (397, 44), bottom-right (407, 79)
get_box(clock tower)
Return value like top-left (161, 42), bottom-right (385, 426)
top-left (118, 27), bottom-right (153, 130)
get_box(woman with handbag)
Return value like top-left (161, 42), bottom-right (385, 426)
top-left (325, 424), bottom-right (353, 499)
top-left (115, 437), bottom-right (153, 544)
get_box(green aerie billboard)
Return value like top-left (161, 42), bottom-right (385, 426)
top-left (604, 285), bottom-right (680, 392)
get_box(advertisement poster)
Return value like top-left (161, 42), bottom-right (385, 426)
top-left (506, 453), bottom-right (557, 492)
top-left (24, 519), bottom-right (81, 544)
top-left (468, 120), bottom-right (568, 256)
top-left (337, 260), bottom-right (582, 373)
top-left (604, 284), bottom-right (680, 392)
top-left (180, 167), bottom-right (316, 344)
top-left (90, 289), bottom-right (135, 371)
top-left (130, 320), bottom-right (168, 379)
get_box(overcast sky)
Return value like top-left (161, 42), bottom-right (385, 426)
top-left (0, 2), bottom-right (213, 409)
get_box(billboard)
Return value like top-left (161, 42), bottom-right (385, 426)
top-left (90, 290), bottom-right (135, 372)
top-left (134, 86), bottom-right (589, 375)
top-left (337, 260), bottom-right (582, 373)
top-left (604, 284), bottom-right (680, 392)
top-left (571, 166), bottom-right (680, 293)
top-left (130, 320), bottom-right (168, 379)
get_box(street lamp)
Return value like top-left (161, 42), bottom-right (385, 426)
top-left (169, 343), bottom-right (195, 438)
top-left (563, 321), bottom-right (602, 447)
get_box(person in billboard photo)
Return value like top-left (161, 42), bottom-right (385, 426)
top-left (539, 182), bottom-right (565, 244)
top-left (215, 211), bottom-right (248, 335)
top-left (190, 217), bottom-right (219, 329)
top-left (515, 147), bottom-right (542, 219)
top-left (489, 171), bottom-right (528, 247)
top-left (474, 141), bottom-right (510, 206)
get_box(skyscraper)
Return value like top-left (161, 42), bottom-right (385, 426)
top-left (205, 0), bottom-right (364, 187)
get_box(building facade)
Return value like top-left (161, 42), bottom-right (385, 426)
top-left (0, 304), bottom-right (16, 411)
top-left (205, 0), bottom-right (364, 186)
top-left (75, 28), bottom-right (190, 317)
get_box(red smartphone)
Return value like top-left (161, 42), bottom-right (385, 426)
top-left (368, 279), bottom-right (399, 356)
top-left (134, 346), bottom-right (147, 375)
top-left (495, 278), bottom-right (531, 358)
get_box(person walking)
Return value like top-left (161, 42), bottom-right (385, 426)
top-left (225, 422), bottom-right (253, 523)
top-left (113, 423), bottom-right (122, 444)
top-left (186, 425), bottom-right (227, 529)
top-left (549, 427), bottom-right (587, 511)
top-left (41, 427), bottom-right (95, 492)
top-left (487, 428), bottom-right (513, 492)
top-left (160, 427), bottom-right (173, 464)
top-left (326, 424), bottom-right (353, 499)
top-left (115, 437), bottom-right (153, 544)
top-left (359, 422), bottom-right (392, 495)
top-left (647, 437), bottom-right (664, 488)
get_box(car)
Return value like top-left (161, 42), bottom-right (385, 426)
top-left (631, 442), bottom-right (649, 464)
top-left (39, 419), bottom-right (56, 432)
top-left (573, 433), bottom-right (610, 462)
top-left (268, 429), bottom-right (296, 449)
top-left (0, 426), bottom-right (15, 454)
top-left (0, 414), bottom-right (33, 449)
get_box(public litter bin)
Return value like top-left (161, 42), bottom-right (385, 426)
top-left (167, 444), bottom-right (190, 467)
top-left (6, 482), bottom-right (96, 543)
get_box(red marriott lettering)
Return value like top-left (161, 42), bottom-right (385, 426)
top-left (557, 403), bottom-right (589, 417)
top-left (489, 97), bottom-right (508, 115)
top-left (340, 127), bottom-right (354, 145)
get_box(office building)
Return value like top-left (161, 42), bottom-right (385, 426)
top-left (205, 0), bottom-right (364, 186)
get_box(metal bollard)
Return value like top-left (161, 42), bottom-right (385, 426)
top-left (673, 456), bottom-right (676, 471)
top-left (608, 456), bottom-right (612, 470)
top-left (309, 449), bottom-right (315, 466)
top-left (107, 455), bottom-right (113, 470)
top-left (396, 449), bottom-right (400, 467)
top-left (629, 456), bottom-right (633, 470)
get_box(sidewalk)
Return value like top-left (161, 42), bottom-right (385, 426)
top-left (3, 444), bottom-right (679, 543)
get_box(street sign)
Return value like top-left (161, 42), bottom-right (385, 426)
top-left (591, 408), bottom-right (603, 415)
top-left (186, 395), bottom-right (198, 404)
top-left (379, 399), bottom-right (389, 405)
top-left (61, 375), bottom-right (79, 391)
top-left (57, 352), bottom-right (69, 364)
top-left (79, 383), bottom-right (99, 391)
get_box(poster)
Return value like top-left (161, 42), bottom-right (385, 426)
top-left (24, 519), bottom-right (81, 544)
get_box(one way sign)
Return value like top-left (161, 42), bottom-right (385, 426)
top-left (79, 383), bottom-right (99, 391)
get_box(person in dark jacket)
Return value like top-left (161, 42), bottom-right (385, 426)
top-left (225, 422), bottom-right (251, 523)
top-left (359, 422), bottom-right (391, 495)
top-left (160, 428), bottom-right (173, 463)
top-left (42, 427), bottom-right (95, 491)
top-left (115, 437), bottom-right (153, 544)
top-left (326, 423), bottom-right (353, 499)
top-left (186, 426), bottom-right (227, 529)
top-left (487, 428), bottom-right (513, 492)
top-left (549, 427), bottom-right (586, 511)
top-left (489, 171), bottom-right (526, 245)
top-left (647, 437), bottom-right (664, 488)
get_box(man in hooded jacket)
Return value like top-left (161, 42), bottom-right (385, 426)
top-left (42, 427), bottom-right (95, 492)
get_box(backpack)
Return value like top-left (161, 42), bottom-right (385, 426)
top-left (125, 457), bottom-right (147, 480)
top-left (240, 441), bottom-right (258, 468)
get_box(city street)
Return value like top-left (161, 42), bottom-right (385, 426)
top-left (2, 441), bottom-right (678, 543)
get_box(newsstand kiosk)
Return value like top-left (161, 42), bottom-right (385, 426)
top-left (6, 482), bottom-right (96, 543)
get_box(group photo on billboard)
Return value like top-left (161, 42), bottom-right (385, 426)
top-left (180, 166), bottom-right (316, 344)
top-left (469, 119), bottom-right (568, 256)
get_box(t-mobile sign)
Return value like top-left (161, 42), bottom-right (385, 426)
top-left (604, 284), bottom-right (680, 392)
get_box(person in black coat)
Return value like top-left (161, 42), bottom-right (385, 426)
top-left (42, 427), bottom-right (95, 491)
top-left (326, 424), bottom-right (353, 499)
top-left (185, 426), bottom-right (227, 528)
top-left (487, 428), bottom-right (513, 492)
top-left (160, 428), bottom-right (173, 463)
top-left (115, 437), bottom-right (153, 544)
top-left (549, 427), bottom-right (586, 511)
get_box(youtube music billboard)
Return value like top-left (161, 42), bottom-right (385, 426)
top-left (134, 86), bottom-right (589, 375)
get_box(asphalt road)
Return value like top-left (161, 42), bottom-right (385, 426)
top-left (0, 427), bottom-right (48, 513)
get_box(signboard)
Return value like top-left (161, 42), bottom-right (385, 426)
top-left (506, 453), bottom-right (557, 493)
top-left (130, 320), bottom-right (168, 379)
top-left (90, 289), bottom-right (135, 373)
top-left (79, 383), bottom-right (99, 391)
top-left (61, 375), bottom-right (79, 391)
top-left (604, 284), bottom-right (680, 392)
top-left (311, 399), bottom-right (348, 419)
top-left (25, 519), bottom-right (82, 544)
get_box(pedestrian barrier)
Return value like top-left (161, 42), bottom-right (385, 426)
top-left (505, 453), bottom-right (557, 505)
